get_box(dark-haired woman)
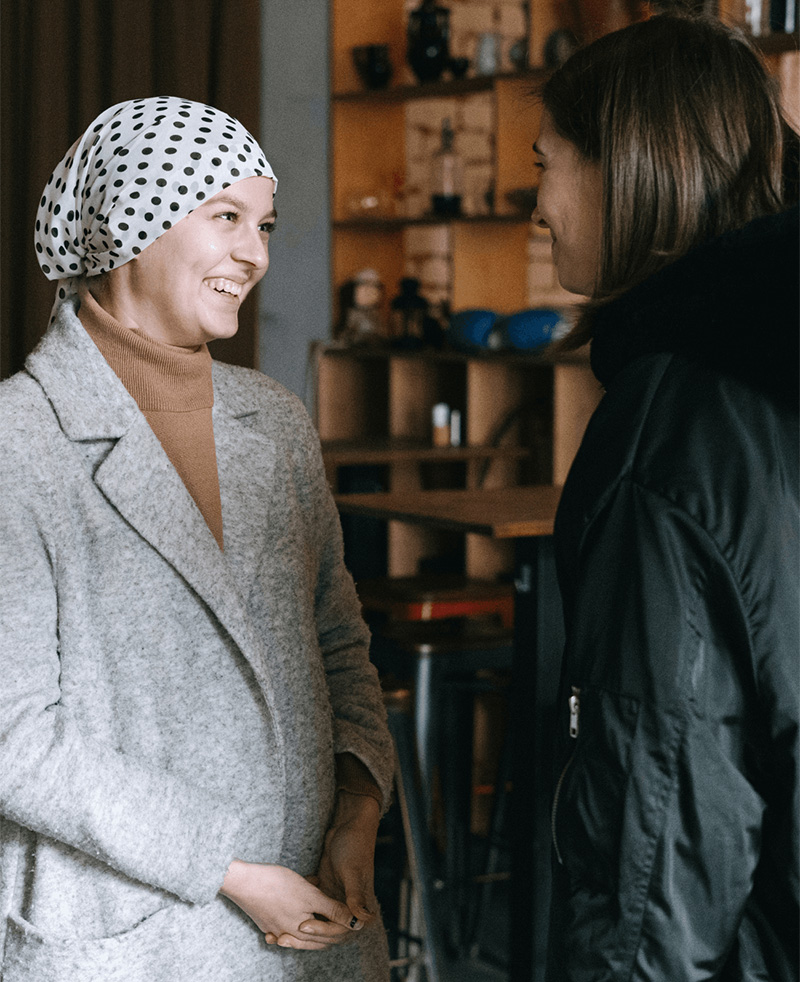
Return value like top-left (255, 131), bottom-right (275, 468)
top-left (534, 15), bottom-right (799, 980)
top-left (0, 97), bottom-right (392, 982)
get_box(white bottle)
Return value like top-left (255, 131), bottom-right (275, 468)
top-left (432, 402), bottom-right (451, 447)
top-left (449, 409), bottom-right (462, 447)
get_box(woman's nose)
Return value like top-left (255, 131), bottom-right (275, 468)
top-left (234, 226), bottom-right (269, 270)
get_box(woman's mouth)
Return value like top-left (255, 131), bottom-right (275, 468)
top-left (205, 277), bottom-right (243, 299)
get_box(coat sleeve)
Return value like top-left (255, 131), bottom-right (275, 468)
top-left (296, 412), bottom-right (394, 812)
top-left (0, 434), bottom-right (242, 905)
top-left (548, 477), bottom-right (797, 980)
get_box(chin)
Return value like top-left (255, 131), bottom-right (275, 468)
top-left (556, 271), bottom-right (592, 297)
top-left (203, 319), bottom-right (240, 343)
top-left (556, 278), bottom-right (583, 296)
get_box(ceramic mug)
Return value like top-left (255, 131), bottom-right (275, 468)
top-left (352, 44), bottom-right (393, 90)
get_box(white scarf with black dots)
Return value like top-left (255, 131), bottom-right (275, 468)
top-left (34, 96), bottom-right (277, 320)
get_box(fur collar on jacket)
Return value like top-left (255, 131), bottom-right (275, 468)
top-left (589, 206), bottom-right (799, 411)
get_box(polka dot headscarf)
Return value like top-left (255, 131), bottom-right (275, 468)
top-left (34, 96), bottom-right (277, 316)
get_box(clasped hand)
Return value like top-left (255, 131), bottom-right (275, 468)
top-left (220, 791), bottom-right (381, 950)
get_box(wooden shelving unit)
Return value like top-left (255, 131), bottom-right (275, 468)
top-left (315, 345), bottom-right (601, 578)
top-left (324, 0), bottom-right (797, 582)
top-left (326, 0), bottom-right (598, 581)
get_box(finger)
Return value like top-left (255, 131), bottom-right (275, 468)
top-left (339, 871), bottom-right (376, 924)
top-left (314, 892), bottom-right (364, 930)
top-left (276, 933), bottom-right (338, 951)
top-left (315, 872), bottom-right (344, 904)
top-left (299, 916), bottom-right (350, 939)
top-left (346, 897), bottom-right (376, 924)
top-left (264, 933), bottom-right (278, 945)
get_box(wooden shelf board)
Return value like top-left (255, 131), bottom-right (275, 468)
top-left (334, 485), bottom-right (564, 538)
top-left (756, 31), bottom-right (799, 55)
top-left (315, 343), bottom-right (590, 365)
top-left (333, 67), bottom-right (549, 103)
top-left (332, 33), bottom-right (796, 103)
top-left (322, 438), bottom-right (531, 466)
top-left (333, 213), bottom-right (531, 230)
top-left (332, 33), bottom-right (797, 103)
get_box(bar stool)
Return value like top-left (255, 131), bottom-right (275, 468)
top-left (370, 616), bottom-right (513, 824)
top-left (383, 688), bottom-right (448, 982)
top-left (371, 616), bottom-right (513, 956)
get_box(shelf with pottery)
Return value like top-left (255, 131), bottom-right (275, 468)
top-left (314, 344), bottom-right (600, 578)
top-left (332, 64), bottom-right (550, 102)
top-left (330, 0), bottom-right (549, 334)
top-left (331, 86), bottom-right (543, 333)
top-left (331, 71), bottom-right (542, 222)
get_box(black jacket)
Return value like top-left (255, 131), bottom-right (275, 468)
top-left (548, 207), bottom-right (799, 981)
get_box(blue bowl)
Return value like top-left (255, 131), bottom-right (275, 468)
top-left (447, 309), bottom-right (497, 351)
top-left (503, 309), bottom-right (562, 350)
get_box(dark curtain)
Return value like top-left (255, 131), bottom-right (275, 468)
top-left (0, 0), bottom-right (262, 379)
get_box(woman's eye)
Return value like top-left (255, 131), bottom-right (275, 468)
top-left (219, 211), bottom-right (238, 222)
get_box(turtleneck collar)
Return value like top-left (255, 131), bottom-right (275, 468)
top-left (588, 206), bottom-right (799, 411)
top-left (78, 288), bottom-right (214, 413)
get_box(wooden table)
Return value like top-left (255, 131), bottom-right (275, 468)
top-left (335, 485), bottom-right (565, 982)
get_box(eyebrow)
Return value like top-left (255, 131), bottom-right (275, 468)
top-left (212, 193), bottom-right (277, 225)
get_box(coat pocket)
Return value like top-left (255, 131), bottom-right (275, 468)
top-left (552, 684), bottom-right (640, 891)
top-left (2, 899), bottom-right (255, 982)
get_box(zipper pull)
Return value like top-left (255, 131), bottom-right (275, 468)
top-left (569, 686), bottom-right (581, 738)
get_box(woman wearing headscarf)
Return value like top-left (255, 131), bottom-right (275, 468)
top-left (533, 15), bottom-right (799, 981)
top-left (0, 97), bottom-right (393, 982)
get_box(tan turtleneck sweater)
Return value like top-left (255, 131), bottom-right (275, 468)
top-left (79, 290), bottom-right (224, 550)
top-left (79, 291), bottom-right (383, 808)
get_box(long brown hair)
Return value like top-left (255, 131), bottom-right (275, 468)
top-left (541, 13), bottom-right (791, 348)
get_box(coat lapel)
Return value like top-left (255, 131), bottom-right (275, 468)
top-left (92, 423), bottom-right (270, 666)
top-left (211, 373), bottom-right (281, 591)
top-left (24, 301), bottom-right (273, 695)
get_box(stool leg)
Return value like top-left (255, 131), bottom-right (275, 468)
top-left (466, 712), bottom-right (513, 957)
top-left (439, 679), bottom-right (475, 955)
top-left (413, 651), bottom-right (438, 826)
top-left (387, 704), bottom-right (448, 982)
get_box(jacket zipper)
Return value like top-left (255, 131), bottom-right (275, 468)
top-left (551, 685), bottom-right (581, 866)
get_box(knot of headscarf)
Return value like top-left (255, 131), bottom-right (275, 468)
top-left (34, 96), bottom-right (277, 317)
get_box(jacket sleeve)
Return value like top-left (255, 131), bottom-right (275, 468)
top-left (0, 436), bottom-right (242, 905)
top-left (297, 411), bottom-right (394, 812)
top-left (549, 477), bottom-right (794, 980)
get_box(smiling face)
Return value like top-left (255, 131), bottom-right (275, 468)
top-left (531, 111), bottom-right (603, 298)
top-left (88, 176), bottom-right (276, 347)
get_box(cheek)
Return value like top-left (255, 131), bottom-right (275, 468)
top-left (192, 233), bottom-right (225, 260)
top-left (177, 224), bottom-right (226, 263)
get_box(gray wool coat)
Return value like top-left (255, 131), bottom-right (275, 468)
top-left (0, 299), bottom-right (394, 982)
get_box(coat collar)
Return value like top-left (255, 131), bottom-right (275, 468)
top-left (24, 300), bottom-right (282, 709)
top-left (26, 297), bottom-right (265, 432)
top-left (589, 206), bottom-right (799, 410)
